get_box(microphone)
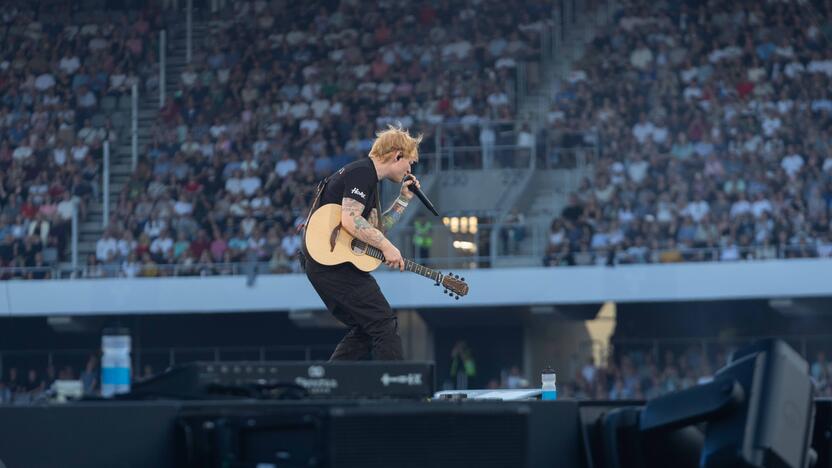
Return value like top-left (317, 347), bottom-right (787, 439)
top-left (403, 175), bottom-right (439, 216)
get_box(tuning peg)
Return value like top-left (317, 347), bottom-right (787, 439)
top-left (461, 277), bottom-right (465, 281)
top-left (455, 295), bottom-right (460, 300)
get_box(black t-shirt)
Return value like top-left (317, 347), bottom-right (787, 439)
top-left (304, 159), bottom-right (380, 273)
top-left (319, 158), bottom-right (379, 220)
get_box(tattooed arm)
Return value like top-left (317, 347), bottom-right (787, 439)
top-left (341, 198), bottom-right (392, 250)
top-left (379, 195), bottom-right (408, 232)
top-left (342, 197), bottom-right (405, 270)
top-left (368, 208), bottom-right (379, 229)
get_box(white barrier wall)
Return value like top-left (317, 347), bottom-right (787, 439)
top-left (2, 259), bottom-right (832, 316)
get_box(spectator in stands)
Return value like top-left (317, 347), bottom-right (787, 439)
top-left (80, 355), bottom-right (98, 395)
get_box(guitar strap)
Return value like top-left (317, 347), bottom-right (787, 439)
top-left (375, 181), bottom-right (382, 229)
top-left (298, 175), bottom-right (330, 271)
top-left (300, 175), bottom-right (330, 235)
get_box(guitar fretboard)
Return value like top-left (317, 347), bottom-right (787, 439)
top-left (351, 239), bottom-right (443, 284)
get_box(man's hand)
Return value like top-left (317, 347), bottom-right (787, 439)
top-left (400, 175), bottom-right (420, 201)
top-left (381, 242), bottom-right (405, 271)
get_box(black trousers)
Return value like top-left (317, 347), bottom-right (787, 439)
top-left (306, 262), bottom-right (403, 361)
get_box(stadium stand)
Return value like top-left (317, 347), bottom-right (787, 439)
top-left (0, 2), bottom-right (160, 277)
top-left (543, 0), bottom-right (832, 267)
top-left (94, 0), bottom-right (550, 277)
top-left (2, 0), bottom-right (832, 413)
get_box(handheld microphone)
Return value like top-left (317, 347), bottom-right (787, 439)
top-left (403, 175), bottom-right (439, 216)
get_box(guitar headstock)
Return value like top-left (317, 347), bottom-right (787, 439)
top-left (439, 272), bottom-right (469, 300)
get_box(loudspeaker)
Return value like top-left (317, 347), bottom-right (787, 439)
top-left (586, 339), bottom-right (816, 468)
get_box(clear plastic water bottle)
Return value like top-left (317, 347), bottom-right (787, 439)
top-left (541, 367), bottom-right (557, 400)
top-left (101, 328), bottom-right (131, 397)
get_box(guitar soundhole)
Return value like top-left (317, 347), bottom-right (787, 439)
top-left (351, 244), bottom-right (367, 255)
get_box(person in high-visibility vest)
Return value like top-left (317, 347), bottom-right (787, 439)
top-left (450, 340), bottom-right (476, 390)
top-left (413, 217), bottom-right (433, 260)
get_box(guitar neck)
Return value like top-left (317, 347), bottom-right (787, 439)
top-left (357, 240), bottom-right (443, 283)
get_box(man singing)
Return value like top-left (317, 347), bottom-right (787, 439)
top-left (302, 125), bottom-right (423, 360)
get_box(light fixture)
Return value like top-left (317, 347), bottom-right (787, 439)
top-left (452, 240), bottom-right (477, 252)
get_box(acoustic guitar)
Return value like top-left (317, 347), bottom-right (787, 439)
top-left (304, 203), bottom-right (470, 299)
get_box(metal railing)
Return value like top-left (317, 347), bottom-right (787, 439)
top-left (131, 83), bottom-right (138, 171)
top-left (413, 133), bottom-right (597, 174)
top-left (9, 232), bottom-right (832, 282)
top-left (159, 29), bottom-right (166, 108)
top-left (102, 141), bottom-right (110, 229)
top-left (186, 0), bottom-right (193, 64)
top-left (416, 145), bottom-right (534, 173)
top-left (0, 261), bottom-right (288, 280)
top-left (540, 144), bottom-right (599, 170)
top-left (543, 243), bottom-right (832, 267)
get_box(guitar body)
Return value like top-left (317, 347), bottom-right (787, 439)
top-left (304, 203), bottom-right (383, 272)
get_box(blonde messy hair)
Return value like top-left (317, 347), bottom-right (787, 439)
top-left (368, 124), bottom-right (423, 163)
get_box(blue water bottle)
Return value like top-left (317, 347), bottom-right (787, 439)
top-left (541, 367), bottom-right (557, 400)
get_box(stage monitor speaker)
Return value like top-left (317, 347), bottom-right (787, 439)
top-left (701, 338), bottom-right (816, 468)
top-left (589, 339), bottom-right (816, 468)
top-left (127, 361), bottom-right (435, 400)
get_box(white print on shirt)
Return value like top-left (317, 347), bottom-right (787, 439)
top-left (351, 187), bottom-right (366, 199)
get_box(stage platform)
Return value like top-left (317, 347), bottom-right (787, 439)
top-left (0, 398), bottom-right (590, 468)
top-left (2, 398), bottom-right (831, 468)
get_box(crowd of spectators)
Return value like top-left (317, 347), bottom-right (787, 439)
top-left (478, 344), bottom-right (832, 400)
top-left (96, 0), bottom-right (549, 277)
top-left (12, 0), bottom-right (832, 277)
top-left (544, 0), bottom-right (832, 267)
top-left (562, 346), bottom-right (724, 400)
top-left (0, 3), bottom-right (160, 277)
top-left (0, 354), bottom-right (158, 404)
top-left (563, 345), bottom-right (832, 400)
top-left (0, 355), bottom-right (96, 404)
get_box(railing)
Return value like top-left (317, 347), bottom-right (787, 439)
top-left (131, 83), bottom-right (139, 171)
top-left (416, 146), bottom-right (534, 173)
top-left (102, 141), bottom-right (110, 229)
top-left (413, 134), bottom-right (596, 174)
top-left (159, 29), bottom-right (166, 108)
top-left (540, 144), bottom-right (599, 170)
top-left (185, 0), bottom-right (193, 64)
top-left (446, 141), bottom-right (597, 173)
top-left (543, 243), bottom-right (832, 266)
top-left (8, 233), bottom-right (832, 281)
top-left (0, 261), bottom-right (284, 280)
